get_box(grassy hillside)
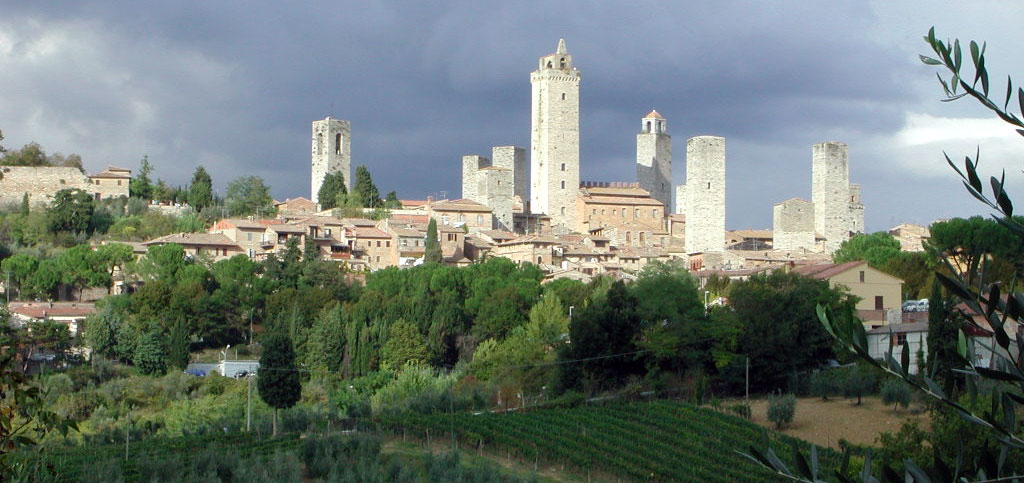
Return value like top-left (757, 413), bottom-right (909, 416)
top-left (380, 400), bottom-right (842, 482)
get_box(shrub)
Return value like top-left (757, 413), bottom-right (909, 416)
top-left (881, 378), bottom-right (912, 413)
top-left (767, 394), bottom-right (796, 429)
top-left (728, 402), bottom-right (752, 419)
top-left (809, 370), bottom-right (839, 400)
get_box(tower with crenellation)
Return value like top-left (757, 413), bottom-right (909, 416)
top-left (311, 117), bottom-right (351, 203)
top-left (530, 39), bottom-right (581, 229)
top-left (636, 110), bottom-right (672, 212)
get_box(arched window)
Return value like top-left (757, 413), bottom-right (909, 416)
top-left (537, 256), bottom-right (543, 264)
top-left (334, 133), bottom-right (342, 154)
top-left (646, 121), bottom-right (651, 132)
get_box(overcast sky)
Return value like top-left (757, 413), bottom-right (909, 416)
top-left (2, 2), bottom-right (1023, 232)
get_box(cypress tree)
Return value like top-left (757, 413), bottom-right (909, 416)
top-left (257, 332), bottom-right (301, 436)
top-left (425, 218), bottom-right (442, 264)
top-left (926, 279), bottom-right (962, 394)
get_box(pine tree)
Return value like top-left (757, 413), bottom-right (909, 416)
top-left (257, 332), bottom-right (301, 436)
top-left (20, 193), bottom-right (29, 215)
top-left (187, 166), bottom-right (214, 211)
top-left (317, 172), bottom-right (347, 210)
top-left (130, 156), bottom-right (154, 200)
top-left (425, 218), bottom-right (442, 264)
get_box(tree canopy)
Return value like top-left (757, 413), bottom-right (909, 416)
top-left (225, 176), bottom-right (275, 217)
top-left (317, 171), bottom-right (347, 210)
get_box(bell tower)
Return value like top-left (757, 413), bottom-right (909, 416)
top-left (636, 110), bottom-right (672, 211)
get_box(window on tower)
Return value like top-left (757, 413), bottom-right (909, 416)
top-left (560, 163), bottom-right (565, 171)
top-left (561, 93), bottom-right (566, 100)
top-left (335, 133), bottom-right (342, 155)
top-left (646, 121), bottom-right (651, 132)
top-left (707, 182), bottom-right (711, 189)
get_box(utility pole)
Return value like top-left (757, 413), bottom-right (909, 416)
top-left (247, 374), bottom-right (253, 432)
top-left (745, 356), bottom-right (750, 402)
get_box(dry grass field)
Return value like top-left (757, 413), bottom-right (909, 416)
top-left (746, 395), bottom-right (930, 449)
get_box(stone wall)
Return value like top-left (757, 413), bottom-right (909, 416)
top-left (0, 166), bottom-right (94, 208)
top-left (311, 117), bottom-right (351, 202)
top-left (461, 155), bottom-right (489, 202)
top-left (772, 198), bottom-right (815, 252)
top-left (675, 184), bottom-right (686, 215)
top-left (530, 39), bottom-right (581, 229)
top-left (636, 114), bottom-right (672, 212)
top-left (491, 146), bottom-right (527, 204)
top-left (812, 141), bottom-right (856, 253)
top-left (684, 136), bottom-right (726, 254)
top-left (478, 167), bottom-right (514, 231)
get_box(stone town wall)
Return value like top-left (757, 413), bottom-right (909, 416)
top-left (772, 198), bottom-right (816, 252)
top-left (684, 136), bottom-right (726, 254)
top-left (0, 166), bottom-right (94, 208)
top-left (530, 51), bottom-right (580, 229)
top-left (812, 141), bottom-right (853, 253)
top-left (311, 118), bottom-right (351, 203)
top-left (461, 155), bottom-right (489, 202)
top-left (491, 146), bottom-right (527, 204)
top-left (636, 129), bottom-right (672, 212)
top-left (479, 167), bottom-right (514, 231)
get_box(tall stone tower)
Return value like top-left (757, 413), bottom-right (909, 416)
top-left (311, 117), bottom-right (351, 203)
top-left (812, 141), bottom-right (860, 253)
top-left (492, 146), bottom-right (528, 203)
top-left (636, 110), bottom-right (672, 212)
top-left (530, 38), bottom-right (581, 229)
top-left (683, 136), bottom-right (726, 254)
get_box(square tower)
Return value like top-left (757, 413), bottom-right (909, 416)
top-left (683, 136), bottom-right (726, 254)
top-left (773, 198), bottom-right (815, 252)
top-left (461, 155), bottom-right (489, 202)
top-left (812, 141), bottom-right (856, 253)
top-left (530, 38), bottom-right (581, 229)
top-left (492, 146), bottom-right (527, 204)
top-left (636, 110), bottom-right (672, 212)
top-left (311, 117), bottom-right (351, 203)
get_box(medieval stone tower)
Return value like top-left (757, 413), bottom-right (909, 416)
top-left (773, 198), bottom-right (816, 252)
top-left (636, 110), bottom-right (672, 212)
top-left (682, 136), bottom-right (726, 254)
top-left (311, 117), bottom-right (351, 203)
top-left (530, 39), bottom-right (581, 229)
top-left (812, 141), bottom-right (863, 253)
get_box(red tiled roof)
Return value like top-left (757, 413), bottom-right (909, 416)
top-left (791, 260), bottom-right (866, 280)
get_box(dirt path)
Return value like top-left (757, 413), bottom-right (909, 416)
top-left (744, 395), bottom-right (929, 449)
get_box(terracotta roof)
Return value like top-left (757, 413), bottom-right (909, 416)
top-left (390, 214), bottom-right (430, 224)
top-left (498, 235), bottom-right (561, 246)
top-left (89, 168), bottom-right (132, 179)
top-left (579, 195), bottom-right (663, 206)
top-left (644, 109), bottom-right (665, 120)
top-left (143, 232), bottom-right (242, 248)
top-left (10, 303), bottom-right (96, 319)
top-left (267, 224), bottom-right (305, 234)
top-left (390, 227), bottom-right (424, 238)
top-left (581, 186), bottom-right (653, 198)
top-left (430, 199), bottom-right (492, 213)
top-left (478, 230), bottom-right (517, 241)
top-left (349, 227), bottom-right (390, 238)
top-left (438, 224), bottom-right (465, 233)
top-left (791, 260), bottom-right (867, 279)
top-left (866, 322), bottom-right (929, 335)
top-left (727, 229), bottom-right (773, 240)
top-left (216, 218), bottom-right (266, 230)
top-left (400, 200), bottom-right (429, 208)
top-left (464, 236), bottom-right (494, 249)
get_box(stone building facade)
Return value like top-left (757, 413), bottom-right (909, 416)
top-left (492, 146), bottom-right (527, 204)
top-left (530, 39), bottom-right (581, 229)
top-left (461, 155), bottom-right (488, 202)
top-left (772, 198), bottom-right (815, 252)
top-left (0, 165), bottom-right (131, 208)
top-left (311, 117), bottom-right (351, 203)
top-left (812, 141), bottom-right (863, 253)
top-left (636, 110), bottom-right (672, 212)
top-left (682, 136), bottom-right (726, 254)
top-left (477, 167), bottom-right (514, 231)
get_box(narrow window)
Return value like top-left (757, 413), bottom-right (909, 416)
top-left (639, 232), bottom-right (645, 244)
top-left (561, 163), bottom-right (566, 171)
top-left (646, 121), bottom-right (651, 132)
top-left (859, 271), bottom-right (865, 282)
top-left (626, 232), bottom-right (631, 244)
top-left (561, 93), bottom-right (566, 100)
top-left (117, 180), bottom-right (122, 186)
top-left (634, 208), bottom-right (640, 218)
top-left (335, 133), bottom-right (342, 154)
top-left (537, 256), bottom-right (543, 264)
top-left (875, 296), bottom-right (883, 310)
top-left (652, 209), bottom-right (658, 218)
top-left (560, 206), bottom-right (566, 215)
top-left (706, 182), bottom-right (711, 189)
top-left (561, 180), bottom-right (566, 189)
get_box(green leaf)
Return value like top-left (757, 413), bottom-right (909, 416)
top-left (953, 39), bottom-right (962, 71)
top-left (901, 342), bottom-right (910, 378)
top-left (1005, 76), bottom-right (1013, 111)
top-left (970, 40), bottom-right (980, 68)
top-left (975, 367), bottom-right (1024, 383)
top-left (810, 444), bottom-right (820, 480)
top-left (1002, 392), bottom-right (1016, 432)
top-left (958, 330), bottom-right (968, 360)
top-left (919, 55), bottom-right (943, 66)
top-left (792, 442), bottom-right (813, 479)
top-left (937, 272), bottom-right (973, 301)
top-left (1018, 87), bottom-right (1024, 118)
top-left (904, 460), bottom-right (932, 482)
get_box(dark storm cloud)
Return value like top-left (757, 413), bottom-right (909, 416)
top-left (3, 2), bottom-right (1020, 231)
